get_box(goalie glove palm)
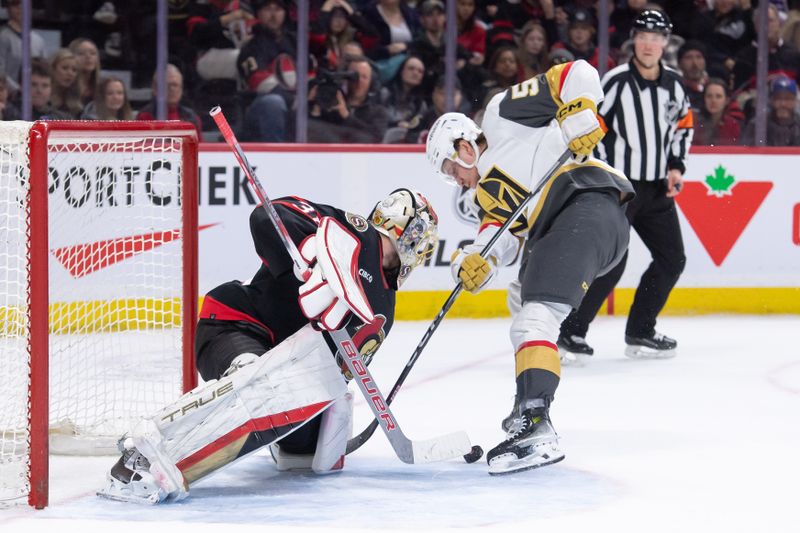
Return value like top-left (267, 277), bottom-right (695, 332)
top-left (557, 97), bottom-right (605, 156)
top-left (298, 217), bottom-right (375, 331)
top-left (451, 248), bottom-right (497, 293)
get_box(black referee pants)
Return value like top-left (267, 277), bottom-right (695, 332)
top-left (560, 179), bottom-right (686, 339)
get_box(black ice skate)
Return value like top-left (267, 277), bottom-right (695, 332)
top-left (487, 408), bottom-right (565, 476)
top-left (557, 333), bottom-right (593, 366)
top-left (624, 331), bottom-right (677, 359)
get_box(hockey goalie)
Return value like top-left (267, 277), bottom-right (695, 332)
top-left (98, 189), bottom-right (438, 503)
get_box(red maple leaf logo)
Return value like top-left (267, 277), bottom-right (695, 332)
top-left (52, 223), bottom-right (218, 278)
top-left (676, 165), bottom-right (771, 266)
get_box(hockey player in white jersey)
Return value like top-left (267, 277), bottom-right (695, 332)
top-left (426, 60), bottom-right (634, 475)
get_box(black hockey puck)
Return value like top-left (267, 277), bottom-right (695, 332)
top-left (463, 445), bottom-right (484, 464)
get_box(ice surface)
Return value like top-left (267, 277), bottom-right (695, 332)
top-left (2, 315), bottom-right (798, 533)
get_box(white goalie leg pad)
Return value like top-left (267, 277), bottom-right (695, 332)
top-left (270, 391), bottom-right (353, 474)
top-left (312, 391), bottom-right (353, 474)
top-left (271, 443), bottom-right (313, 472)
top-left (128, 324), bottom-right (347, 497)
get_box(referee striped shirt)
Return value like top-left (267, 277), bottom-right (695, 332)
top-left (596, 61), bottom-right (694, 182)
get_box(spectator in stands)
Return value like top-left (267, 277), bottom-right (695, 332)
top-left (517, 20), bottom-right (550, 79)
top-left (307, 55), bottom-right (389, 143)
top-left (310, 0), bottom-right (379, 72)
top-left (456, 0), bottom-right (487, 66)
top-left (732, 4), bottom-right (799, 91)
top-left (552, 7), bottom-right (615, 72)
top-left (472, 45), bottom-right (521, 110)
top-left (50, 49), bottom-right (83, 119)
top-left (610, 0), bottom-right (647, 49)
top-left (781, 6), bottom-right (800, 51)
top-left (405, 73), bottom-right (464, 143)
top-left (81, 76), bottom-right (133, 120)
top-left (409, 0), bottom-right (469, 94)
top-left (188, 0), bottom-right (253, 82)
top-left (499, 0), bottom-right (557, 33)
top-left (137, 64), bottom-right (203, 137)
top-left (238, 0), bottom-right (296, 142)
top-left (0, 76), bottom-right (20, 120)
top-left (703, 0), bottom-right (755, 73)
top-left (28, 58), bottom-right (70, 121)
top-left (381, 55), bottom-right (428, 140)
top-left (341, 40), bottom-right (366, 63)
top-left (693, 77), bottom-right (742, 145)
top-left (484, 17), bottom-right (516, 63)
top-left (0, 0), bottom-right (46, 95)
top-left (678, 40), bottom-right (710, 112)
top-left (362, 0), bottom-right (420, 81)
top-left (68, 38), bottom-right (102, 106)
top-left (742, 75), bottom-right (800, 146)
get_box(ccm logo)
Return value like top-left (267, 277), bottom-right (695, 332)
top-left (556, 101), bottom-right (583, 120)
top-left (340, 340), bottom-right (396, 430)
top-left (359, 268), bottom-right (373, 283)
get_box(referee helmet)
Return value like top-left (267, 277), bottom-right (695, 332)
top-left (631, 9), bottom-right (672, 37)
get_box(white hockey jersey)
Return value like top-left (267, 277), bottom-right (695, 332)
top-left (468, 60), bottom-right (632, 266)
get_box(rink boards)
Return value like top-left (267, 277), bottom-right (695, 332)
top-left (195, 144), bottom-right (800, 317)
top-left (2, 144), bottom-right (794, 331)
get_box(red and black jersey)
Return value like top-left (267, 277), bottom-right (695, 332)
top-left (198, 196), bottom-right (396, 364)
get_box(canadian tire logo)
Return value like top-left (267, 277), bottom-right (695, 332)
top-left (675, 165), bottom-right (772, 266)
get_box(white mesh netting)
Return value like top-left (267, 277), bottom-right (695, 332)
top-left (0, 123), bottom-right (191, 504)
top-left (0, 122), bottom-right (35, 503)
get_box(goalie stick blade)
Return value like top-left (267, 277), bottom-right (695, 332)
top-left (408, 431), bottom-right (472, 464)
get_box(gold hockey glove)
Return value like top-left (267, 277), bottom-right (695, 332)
top-left (556, 97), bottom-right (605, 156)
top-left (451, 249), bottom-right (497, 293)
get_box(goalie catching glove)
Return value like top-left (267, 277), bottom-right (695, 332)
top-left (556, 96), bottom-right (605, 156)
top-left (451, 246), bottom-right (498, 294)
top-left (298, 217), bottom-right (375, 330)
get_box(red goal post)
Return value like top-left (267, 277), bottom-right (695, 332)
top-left (0, 120), bottom-right (199, 509)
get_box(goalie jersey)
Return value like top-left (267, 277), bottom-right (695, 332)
top-left (197, 196), bottom-right (396, 379)
top-left (472, 60), bottom-right (634, 263)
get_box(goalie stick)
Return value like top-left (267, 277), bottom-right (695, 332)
top-left (346, 148), bottom-right (573, 454)
top-left (209, 107), bottom-right (472, 464)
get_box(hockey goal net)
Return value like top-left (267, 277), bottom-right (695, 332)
top-left (0, 121), bottom-right (198, 508)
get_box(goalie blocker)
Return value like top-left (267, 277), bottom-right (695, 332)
top-left (99, 191), bottom-right (439, 503)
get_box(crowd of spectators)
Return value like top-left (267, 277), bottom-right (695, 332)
top-left (3, 0), bottom-right (800, 146)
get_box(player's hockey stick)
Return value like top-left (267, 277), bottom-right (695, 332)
top-left (209, 107), bottom-right (472, 464)
top-left (346, 147), bottom-right (573, 455)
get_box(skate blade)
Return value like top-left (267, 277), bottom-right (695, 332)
top-left (488, 452), bottom-right (565, 476)
top-left (624, 345), bottom-right (677, 360)
top-left (97, 486), bottom-right (163, 505)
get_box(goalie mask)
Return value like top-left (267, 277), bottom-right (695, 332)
top-left (426, 112), bottom-right (483, 185)
top-left (369, 189), bottom-right (439, 288)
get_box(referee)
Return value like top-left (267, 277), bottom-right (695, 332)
top-left (558, 9), bottom-right (693, 361)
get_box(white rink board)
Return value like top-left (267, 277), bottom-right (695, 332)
top-left (195, 147), bottom-right (800, 293)
top-left (47, 147), bottom-right (185, 301)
